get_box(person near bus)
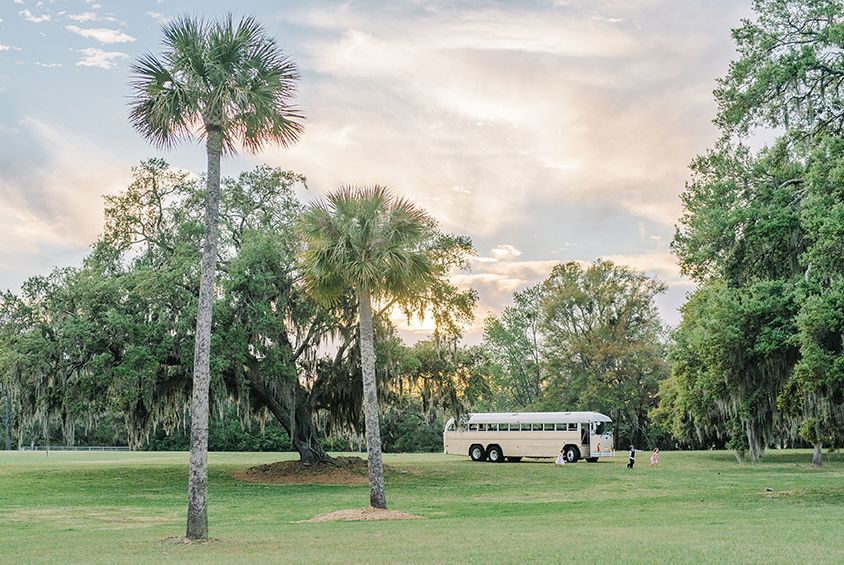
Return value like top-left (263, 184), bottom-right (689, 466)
top-left (555, 449), bottom-right (566, 465)
top-left (650, 448), bottom-right (660, 466)
top-left (627, 445), bottom-right (636, 469)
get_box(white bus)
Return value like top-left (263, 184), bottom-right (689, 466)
top-left (443, 411), bottom-right (615, 463)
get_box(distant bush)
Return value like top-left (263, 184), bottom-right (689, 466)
top-left (380, 405), bottom-right (443, 453)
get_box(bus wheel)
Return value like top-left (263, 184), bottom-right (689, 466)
top-left (564, 446), bottom-right (580, 463)
top-left (586, 457), bottom-right (598, 463)
top-left (486, 445), bottom-right (504, 463)
top-left (506, 456), bottom-right (522, 463)
top-left (469, 444), bottom-right (486, 462)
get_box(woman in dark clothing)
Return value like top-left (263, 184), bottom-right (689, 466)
top-left (627, 445), bottom-right (636, 469)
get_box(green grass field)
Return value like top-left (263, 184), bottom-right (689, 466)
top-left (0, 449), bottom-right (842, 564)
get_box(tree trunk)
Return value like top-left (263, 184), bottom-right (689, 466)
top-left (812, 443), bottom-right (822, 467)
top-left (358, 287), bottom-right (387, 509)
top-left (249, 377), bottom-right (332, 464)
top-left (186, 127), bottom-right (223, 541)
top-left (4, 384), bottom-right (11, 451)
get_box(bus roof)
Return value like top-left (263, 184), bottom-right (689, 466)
top-left (465, 411), bottom-right (611, 424)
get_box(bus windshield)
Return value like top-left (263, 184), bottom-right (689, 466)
top-left (594, 421), bottom-right (613, 436)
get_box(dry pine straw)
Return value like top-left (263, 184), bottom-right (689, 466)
top-left (301, 507), bottom-right (421, 523)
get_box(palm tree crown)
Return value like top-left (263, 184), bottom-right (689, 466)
top-left (129, 15), bottom-right (303, 152)
top-left (300, 186), bottom-right (437, 304)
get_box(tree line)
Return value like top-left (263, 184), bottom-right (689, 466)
top-left (654, 0), bottom-right (844, 466)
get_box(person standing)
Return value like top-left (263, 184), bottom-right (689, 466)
top-left (627, 445), bottom-right (636, 469)
top-left (650, 448), bottom-right (660, 467)
top-left (555, 449), bottom-right (566, 465)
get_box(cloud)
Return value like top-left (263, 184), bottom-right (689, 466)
top-left (449, 251), bottom-right (692, 339)
top-left (0, 118), bottom-right (128, 278)
top-left (490, 244), bottom-right (522, 259)
top-left (67, 12), bottom-right (114, 23)
top-left (269, 1), bottom-right (745, 244)
top-left (75, 47), bottom-right (128, 69)
top-left (34, 62), bottom-right (62, 68)
top-left (19, 9), bottom-right (51, 23)
top-left (0, 44), bottom-right (22, 52)
top-left (146, 11), bottom-right (170, 24)
top-left (65, 25), bottom-right (135, 44)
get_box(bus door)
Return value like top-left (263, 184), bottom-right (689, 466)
top-left (580, 424), bottom-right (590, 452)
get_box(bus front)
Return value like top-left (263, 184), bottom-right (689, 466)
top-left (590, 419), bottom-right (615, 458)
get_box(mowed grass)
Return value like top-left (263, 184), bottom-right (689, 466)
top-left (0, 449), bottom-right (842, 564)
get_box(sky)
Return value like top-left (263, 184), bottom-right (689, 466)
top-left (0, 0), bottom-right (753, 342)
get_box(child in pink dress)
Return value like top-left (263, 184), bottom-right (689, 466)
top-left (650, 448), bottom-right (660, 466)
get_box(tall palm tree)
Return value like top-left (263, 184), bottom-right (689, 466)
top-left (299, 186), bottom-right (436, 509)
top-left (129, 15), bottom-right (302, 540)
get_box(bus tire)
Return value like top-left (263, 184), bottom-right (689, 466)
top-left (486, 445), bottom-right (504, 463)
top-left (469, 444), bottom-right (486, 462)
top-left (506, 456), bottom-right (522, 463)
top-left (564, 445), bottom-right (580, 463)
top-left (586, 457), bottom-right (599, 463)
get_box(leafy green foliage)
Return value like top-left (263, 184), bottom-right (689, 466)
top-left (146, 404), bottom-right (292, 452)
top-left (481, 285), bottom-right (545, 410)
top-left (716, 0), bottom-right (844, 137)
top-left (536, 261), bottom-right (668, 447)
top-left (666, 0), bottom-right (844, 463)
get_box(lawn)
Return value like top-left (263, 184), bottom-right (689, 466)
top-left (0, 449), bottom-right (842, 564)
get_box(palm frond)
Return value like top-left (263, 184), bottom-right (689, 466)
top-left (298, 185), bottom-right (439, 309)
top-left (129, 14), bottom-right (303, 153)
top-left (128, 53), bottom-right (199, 148)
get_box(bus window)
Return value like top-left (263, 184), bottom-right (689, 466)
top-left (487, 424), bottom-right (498, 432)
top-left (521, 423), bottom-right (532, 431)
top-left (543, 423), bottom-right (555, 431)
top-left (555, 423), bottom-right (567, 431)
top-left (468, 424), bottom-right (478, 431)
top-left (532, 423), bottom-right (543, 431)
top-left (594, 421), bottom-right (613, 435)
top-left (568, 423), bottom-right (578, 431)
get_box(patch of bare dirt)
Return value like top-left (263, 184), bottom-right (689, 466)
top-left (302, 507), bottom-right (421, 523)
top-left (232, 456), bottom-right (372, 485)
top-left (160, 536), bottom-right (221, 545)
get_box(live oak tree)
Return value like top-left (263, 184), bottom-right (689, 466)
top-left (716, 0), bottom-right (844, 138)
top-left (2, 159), bottom-right (479, 479)
top-left (102, 160), bottom-right (336, 463)
top-left (129, 16), bottom-right (302, 539)
top-left (668, 0), bottom-right (844, 465)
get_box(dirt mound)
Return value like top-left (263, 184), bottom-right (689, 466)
top-left (303, 507), bottom-right (421, 522)
top-left (232, 456), bottom-right (371, 485)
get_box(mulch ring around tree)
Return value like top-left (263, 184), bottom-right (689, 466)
top-left (300, 507), bottom-right (422, 522)
top-left (232, 456), bottom-right (377, 485)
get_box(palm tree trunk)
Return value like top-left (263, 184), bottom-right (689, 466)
top-left (186, 127), bottom-right (223, 540)
top-left (358, 286), bottom-right (387, 509)
top-left (812, 442), bottom-right (822, 467)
